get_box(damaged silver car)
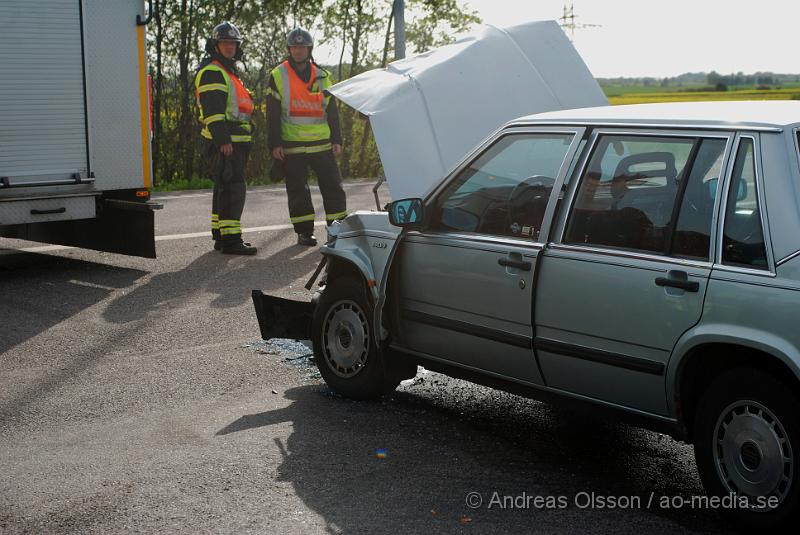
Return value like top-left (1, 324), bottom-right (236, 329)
top-left (254, 101), bottom-right (800, 528)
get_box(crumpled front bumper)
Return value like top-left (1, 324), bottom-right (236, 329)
top-left (252, 252), bottom-right (330, 341)
top-left (251, 291), bottom-right (316, 341)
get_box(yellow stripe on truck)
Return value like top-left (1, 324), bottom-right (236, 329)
top-left (137, 25), bottom-right (152, 188)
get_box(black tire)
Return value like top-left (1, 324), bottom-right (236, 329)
top-left (312, 276), bottom-right (401, 399)
top-left (694, 368), bottom-right (800, 529)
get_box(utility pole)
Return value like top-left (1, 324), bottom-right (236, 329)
top-left (558, 2), bottom-right (600, 42)
top-left (374, 1), bottom-right (406, 207)
top-left (393, 0), bottom-right (405, 59)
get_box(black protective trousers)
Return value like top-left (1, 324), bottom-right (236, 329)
top-left (284, 149), bottom-right (347, 235)
top-left (205, 141), bottom-right (251, 244)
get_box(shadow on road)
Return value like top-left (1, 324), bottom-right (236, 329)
top-left (102, 229), bottom-right (321, 325)
top-left (1, 235), bottom-right (321, 426)
top-left (0, 252), bottom-right (148, 355)
top-left (217, 384), bottom-right (736, 534)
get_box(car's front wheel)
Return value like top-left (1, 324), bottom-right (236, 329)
top-left (694, 368), bottom-right (800, 529)
top-left (312, 275), bottom-right (402, 399)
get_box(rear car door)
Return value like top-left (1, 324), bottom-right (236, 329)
top-left (535, 130), bottom-right (733, 414)
top-left (393, 128), bottom-right (585, 384)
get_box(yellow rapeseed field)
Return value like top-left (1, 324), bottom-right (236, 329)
top-left (608, 88), bottom-right (800, 105)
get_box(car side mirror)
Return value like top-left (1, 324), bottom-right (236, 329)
top-left (707, 177), bottom-right (748, 202)
top-left (736, 179), bottom-right (748, 201)
top-left (389, 198), bottom-right (424, 228)
top-left (706, 178), bottom-right (718, 201)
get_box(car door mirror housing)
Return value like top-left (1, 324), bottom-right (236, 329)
top-left (736, 179), bottom-right (748, 201)
top-left (707, 176), bottom-right (747, 202)
top-left (389, 198), bottom-right (424, 228)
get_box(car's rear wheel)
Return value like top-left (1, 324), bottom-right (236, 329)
top-left (694, 368), bottom-right (800, 529)
top-left (312, 275), bottom-right (401, 399)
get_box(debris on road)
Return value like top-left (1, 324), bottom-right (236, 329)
top-left (242, 339), bottom-right (320, 379)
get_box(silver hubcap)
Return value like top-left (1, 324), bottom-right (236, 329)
top-left (322, 299), bottom-right (369, 378)
top-left (714, 400), bottom-right (793, 509)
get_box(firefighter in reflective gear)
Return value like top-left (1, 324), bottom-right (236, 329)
top-left (268, 27), bottom-right (347, 246)
top-left (194, 21), bottom-right (256, 255)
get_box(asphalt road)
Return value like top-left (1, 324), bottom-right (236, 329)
top-left (1, 182), bottom-right (737, 534)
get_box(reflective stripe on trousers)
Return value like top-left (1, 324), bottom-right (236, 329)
top-left (326, 210), bottom-right (348, 221)
top-left (284, 143), bottom-right (332, 155)
top-left (290, 214), bottom-right (316, 224)
top-left (219, 219), bottom-right (242, 236)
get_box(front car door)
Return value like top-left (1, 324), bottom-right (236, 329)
top-left (535, 129), bottom-right (734, 415)
top-left (390, 127), bottom-right (585, 384)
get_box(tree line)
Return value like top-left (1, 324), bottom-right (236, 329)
top-left (598, 71), bottom-right (800, 89)
top-left (147, 0), bottom-right (480, 188)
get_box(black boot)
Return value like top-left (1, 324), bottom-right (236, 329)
top-left (222, 240), bottom-right (257, 255)
top-left (297, 233), bottom-right (317, 246)
top-left (212, 228), bottom-right (222, 251)
top-left (216, 238), bottom-right (252, 252)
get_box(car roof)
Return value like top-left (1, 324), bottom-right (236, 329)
top-left (512, 101), bottom-right (800, 131)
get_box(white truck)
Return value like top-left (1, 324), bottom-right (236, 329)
top-left (0, 0), bottom-right (159, 257)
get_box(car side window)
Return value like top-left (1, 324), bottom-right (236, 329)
top-left (432, 133), bottom-right (574, 240)
top-left (564, 135), bottom-right (710, 255)
top-left (722, 138), bottom-right (768, 269)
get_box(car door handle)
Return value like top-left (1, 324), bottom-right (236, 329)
top-left (498, 258), bottom-right (531, 271)
top-left (655, 277), bottom-right (699, 292)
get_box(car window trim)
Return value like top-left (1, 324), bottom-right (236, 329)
top-left (774, 128), bottom-right (800, 266)
top-left (554, 129), bottom-right (735, 262)
top-left (406, 229), bottom-right (546, 251)
top-left (716, 133), bottom-right (776, 274)
top-left (795, 127), bottom-right (800, 164)
top-left (547, 243), bottom-right (713, 270)
top-left (711, 263), bottom-right (777, 278)
top-left (777, 248), bottom-right (800, 267)
top-left (538, 128), bottom-right (589, 246)
top-left (511, 120), bottom-right (782, 133)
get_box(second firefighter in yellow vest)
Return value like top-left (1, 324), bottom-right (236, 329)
top-left (268, 27), bottom-right (347, 247)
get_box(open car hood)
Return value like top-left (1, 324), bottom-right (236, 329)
top-left (328, 20), bottom-right (608, 200)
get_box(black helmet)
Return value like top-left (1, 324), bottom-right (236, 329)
top-left (212, 21), bottom-right (242, 43)
top-left (287, 27), bottom-right (313, 47)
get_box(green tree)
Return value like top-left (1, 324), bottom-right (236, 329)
top-left (403, 0), bottom-right (480, 53)
top-left (146, 0), bottom-right (481, 188)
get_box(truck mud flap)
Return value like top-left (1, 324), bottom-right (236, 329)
top-left (251, 291), bottom-right (314, 341)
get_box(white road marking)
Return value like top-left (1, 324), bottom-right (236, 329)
top-left (154, 181), bottom-right (375, 200)
top-left (67, 279), bottom-right (118, 291)
top-left (0, 222), bottom-right (327, 255)
top-left (155, 221), bottom-right (326, 242)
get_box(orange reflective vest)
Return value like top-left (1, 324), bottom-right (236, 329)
top-left (271, 60), bottom-right (332, 144)
top-left (194, 60), bottom-right (254, 142)
top-left (286, 61), bottom-right (324, 117)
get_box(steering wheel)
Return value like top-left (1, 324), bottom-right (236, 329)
top-left (506, 175), bottom-right (555, 236)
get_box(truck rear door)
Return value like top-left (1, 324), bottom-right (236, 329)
top-left (0, 0), bottom-right (89, 187)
